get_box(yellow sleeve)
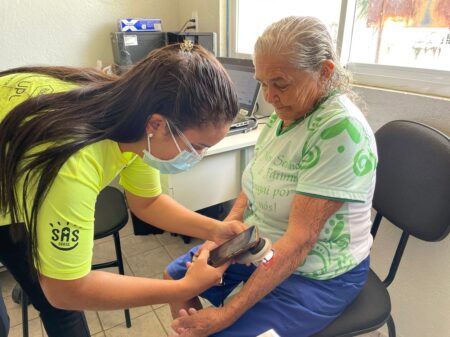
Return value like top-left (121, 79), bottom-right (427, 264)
top-left (36, 149), bottom-right (101, 280)
top-left (119, 155), bottom-right (162, 198)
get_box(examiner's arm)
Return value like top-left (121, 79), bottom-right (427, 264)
top-left (171, 194), bottom-right (343, 335)
top-left (40, 248), bottom-right (226, 311)
top-left (125, 191), bottom-right (245, 244)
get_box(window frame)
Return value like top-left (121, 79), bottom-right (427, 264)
top-left (228, 0), bottom-right (450, 98)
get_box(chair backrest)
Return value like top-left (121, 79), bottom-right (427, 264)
top-left (373, 120), bottom-right (450, 242)
top-left (94, 186), bottom-right (129, 239)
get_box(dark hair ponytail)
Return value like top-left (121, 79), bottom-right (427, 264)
top-left (0, 44), bottom-right (238, 272)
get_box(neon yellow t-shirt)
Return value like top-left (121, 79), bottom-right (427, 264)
top-left (0, 73), bottom-right (162, 280)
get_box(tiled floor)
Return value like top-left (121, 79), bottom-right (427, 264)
top-left (0, 218), bottom-right (383, 337)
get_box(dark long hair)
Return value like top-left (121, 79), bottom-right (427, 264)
top-left (0, 44), bottom-right (239, 272)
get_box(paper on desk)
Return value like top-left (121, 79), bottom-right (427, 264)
top-left (256, 329), bottom-right (281, 337)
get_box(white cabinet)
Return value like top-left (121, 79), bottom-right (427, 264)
top-left (160, 127), bottom-right (260, 211)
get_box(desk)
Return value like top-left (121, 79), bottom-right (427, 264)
top-left (160, 124), bottom-right (263, 211)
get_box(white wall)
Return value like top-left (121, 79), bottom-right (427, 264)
top-left (177, 0), bottom-right (226, 55)
top-left (0, 0), bottom-right (179, 69)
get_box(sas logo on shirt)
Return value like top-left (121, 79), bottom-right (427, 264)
top-left (49, 222), bottom-right (80, 251)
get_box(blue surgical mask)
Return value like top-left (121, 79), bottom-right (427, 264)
top-left (142, 121), bottom-right (206, 174)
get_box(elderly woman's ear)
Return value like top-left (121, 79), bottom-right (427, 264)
top-left (320, 60), bottom-right (335, 81)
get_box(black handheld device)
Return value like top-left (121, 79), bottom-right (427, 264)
top-left (207, 226), bottom-right (259, 267)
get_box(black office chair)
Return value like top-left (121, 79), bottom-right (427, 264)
top-left (16, 186), bottom-right (132, 336)
top-left (92, 186), bottom-right (132, 328)
top-left (312, 120), bottom-right (450, 337)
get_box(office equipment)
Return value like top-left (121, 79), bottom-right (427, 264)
top-left (110, 31), bottom-right (166, 66)
top-left (312, 120), bottom-right (450, 337)
top-left (217, 57), bottom-right (261, 136)
top-left (111, 31), bottom-right (217, 68)
top-left (118, 18), bottom-right (162, 32)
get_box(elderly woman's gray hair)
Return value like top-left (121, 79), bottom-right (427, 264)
top-left (254, 16), bottom-right (350, 95)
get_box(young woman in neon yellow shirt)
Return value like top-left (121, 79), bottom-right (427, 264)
top-left (0, 44), bottom-right (244, 337)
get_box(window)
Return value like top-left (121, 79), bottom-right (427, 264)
top-left (350, 0), bottom-right (450, 71)
top-left (233, 0), bottom-right (342, 56)
top-left (230, 0), bottom-right (450, 97)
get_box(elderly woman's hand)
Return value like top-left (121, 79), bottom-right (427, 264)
top-left (169, 306), bottom-right (232, 337)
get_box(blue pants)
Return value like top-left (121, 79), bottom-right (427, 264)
top-left (167, 245), bottom-right (369, 337)
top-left (0, 283), bottom-right (9, 337)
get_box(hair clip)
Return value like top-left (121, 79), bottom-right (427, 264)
top-left (180, 39), bottom-right (194, 53)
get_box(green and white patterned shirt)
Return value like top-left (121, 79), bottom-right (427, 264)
top-left (242, 94), bottom-right (377, 280)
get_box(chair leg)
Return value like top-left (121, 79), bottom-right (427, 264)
top-left (113, 232), bottom-right (132, 328)
top-left (387, 314), bottom-right (396, 337)
top-left (21, 290), bottom-right (29, 337)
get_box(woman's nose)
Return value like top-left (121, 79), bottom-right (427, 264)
top-left (264, 87), bottom-right (278, 104)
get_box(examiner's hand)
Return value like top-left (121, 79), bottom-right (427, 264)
top-left (182, 248), bottom-right (228, 296)
top-left (193, 240), bottom-right (218, 260)
top-left (212, 220), bottom-right (247, 245)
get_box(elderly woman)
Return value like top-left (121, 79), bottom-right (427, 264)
top-left (165, 16), bottom-right (378, 337)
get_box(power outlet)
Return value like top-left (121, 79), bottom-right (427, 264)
top-left (191, 10), bottom-right (199, 32)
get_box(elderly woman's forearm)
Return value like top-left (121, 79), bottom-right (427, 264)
top-left (222, 196), bottom-right (342, 322)
top-left (223, 235), bottom-right (310, 321)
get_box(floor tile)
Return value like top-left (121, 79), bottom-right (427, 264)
top-left (85, 310), bottom-right (103, 335)
top-left (97, 305), bottom-right (154, 331)
top-left (126, 247), bottom-right (173, 278)
top-left (120, 234), bottom-right (162, 259)
top-left (92, 239), bottom-right (120, 265)
top-left (119, 218), bottom-right (135, 238)
top-left (163, 237), bottom-right (202, 260)
top-left (156, 232), bottom-right (185, 246)
top-left (97, 309), bottom-right (128, 331)
top-left (3, 295), bottom-right (40, 327)
top-left (0, 271), bottom-right (17, 297)
top-left (8, 317), bottom-right (42, 337)
top-left (154, 305), bottom-right (174, 336)
top-left (92, 332), bottom-right (106, 337)
top-left (104, 311), bottom-right (167, 337)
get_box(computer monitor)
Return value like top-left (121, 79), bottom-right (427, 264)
top-left (217, 57), bottom-right (260, 116)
